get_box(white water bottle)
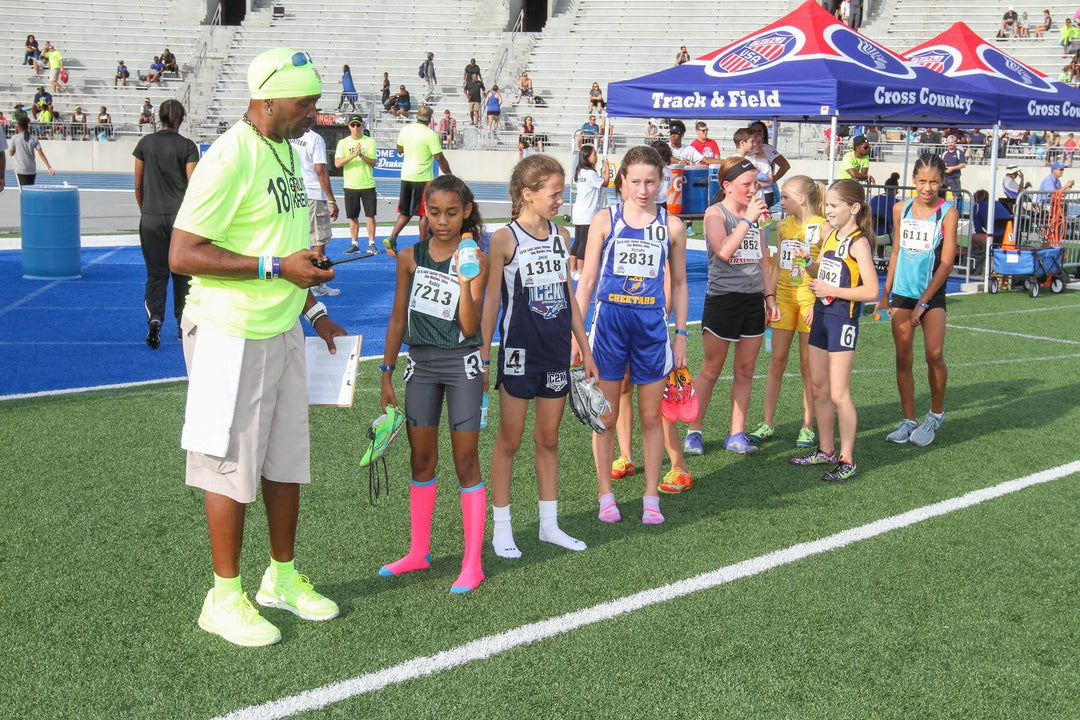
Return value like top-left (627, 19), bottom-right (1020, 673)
top-left (458, 233), bottom-right (480, 279)
top-left (479, 392), bottom-right (489, 429)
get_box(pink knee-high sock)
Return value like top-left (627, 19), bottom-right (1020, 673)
top-left (379, 478), bottom-right (437, 577)
top-left (450, 482), bottom-right (486, 593)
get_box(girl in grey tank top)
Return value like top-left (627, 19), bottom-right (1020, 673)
top-left (707, 203), bottom-right (764, 295)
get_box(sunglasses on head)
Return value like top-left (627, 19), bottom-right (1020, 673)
top-left (258, 51), bottom-right (316, 90)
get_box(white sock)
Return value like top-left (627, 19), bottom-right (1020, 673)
top-left (930, 411), bottom-right (944, 420)
top-left (538, 500), bottom-right (586, 551)
top-left (491, 504), bottom-right (521, 559)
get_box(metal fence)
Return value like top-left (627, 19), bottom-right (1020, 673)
top-left (1010, 188), bottom-right (1080, 274)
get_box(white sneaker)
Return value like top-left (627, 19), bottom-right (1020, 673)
top-left (319, 284), bottom-right (341, 297)
top-left (886, 419), bottom-right (918, 444)
top-left (367, 242), bottom-right (379, 254)
top-left (909, 413), bottom-right (943, 447)
top-left (310, 284), bottom-right (328, 297)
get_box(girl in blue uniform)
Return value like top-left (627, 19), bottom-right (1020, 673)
top-left (875, 153), bottom-right (957, 447)
top-left (791, 179), bottom-right (879, 482)
top-left (481, 154), bottom-right (598, 558)
top-left (574, 146), bottom-right (690, 525)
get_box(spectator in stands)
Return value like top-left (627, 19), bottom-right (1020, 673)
top-left (96, 107), bottom-right (113, 140)
top-left (1046, 131), bottom-right (1062, 163)
top-left (518, 115), bottom-right (541, 159)
top-left (161, 48), bottom-right (178, 75)
top-left (338, 64), bottom-right (358, 111)
top-left (840, 134), bottom-right (872, 182)
top-left (847, 0), bottom-right (863, 30)
top-left (41, 43), bottom-right (65, 94)
top-left (1018, 11), bottom-right (1031, 37)
top-left (381, 71), bottom-right (390, 106)
top-left (464, 72), bottom-right (484, 126)
top-left (1061, 17), bottom-right (1080, 55)
top-left (1038, 161), bottom-right (1074, 200)
top-left (13, 103), bottom-right (27, 125)
top-left (968, 127), bottom-right (987, 162)
top-left (691, 121), bottom-right (720, 159)
top-left (999, 6), bottom-right (1019, 38)
top-left (147, 57), bottom-right (164, 85)
top-left (942, 135), bottom-right (967, 210)
top-left (420, 52), bottom-right (437, 101)
top-left (133, 98), bottom-right (198, 347)
top-left (1034, 9), bottom-right (1053, 37)
top-left (463, 58), bottom-right (482, 86)
top-left (36, 102), bottom-right (54, 138)
top-left (1064, 133), bottom-right (1076, 165)
top-left (0, 110), bottom-right (6, 130)
top-left (869, 173), bottom-right (900, 257)
top-left (578, 114), bottom-right (599, 148)
top-left (9, 117), bottom-right (55, 186)
top-left (645, 119), bottom-right (660, 140)
top-left (138, 98), bottom-right (156, 132)
top-left (518, 71), bottom-right (534, 104)
top-left (31, 87), bottom-right (51, 119)
top-left (386, 85), bottom-right (411, 117)
top-left (33, 40), bottom-right (52, 75)
top-left (438, 108), bottom-right (457, 148)
top-left (588, 82), bottom-right (606, 114)
top-left (1002, 166), bottom-right (1027, 204)
top-left (24, 35), bottom-right (40, 70)
top-left (675, 46), bottom-right (690, 65)
top-left (70, 105), bottom-right (87, 139)
top-left (115, 60), bottom-right (130, 87)
top-left (485, 84), bottom-right (503, 134)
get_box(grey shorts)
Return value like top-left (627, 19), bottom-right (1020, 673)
top-left (403, 345), bottom-right (484, 432)
top-left (308, 199), bottom-right (332, 246)
top-left (181, 316), bottom-right (311, 504)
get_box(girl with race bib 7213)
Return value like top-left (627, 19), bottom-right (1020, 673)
top-left (875, 153), bottom-right (958, 447)
top-left (481, 154), bottom-right (598, 559)
top-left (573, 146), bottom-right (689, 525)
top-left (378, 175), bottom-right (490, 593)
top-left (790, 179), bottom-right (879, 483)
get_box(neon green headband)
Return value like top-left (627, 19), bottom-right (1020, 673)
top-left (248, 48), bottom-right (322, 100)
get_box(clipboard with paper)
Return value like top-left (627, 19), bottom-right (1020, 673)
top-left (306, 335), bottom-right (362, 407)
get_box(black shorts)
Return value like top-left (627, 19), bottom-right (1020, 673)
top-left (892, 291), bottom-right (947, 312)
top-left (572, 225), bottom-right (590, 260)
top-left (497, 366), bottom-right (570, 400)
top-left (808, 311), bottom-right (859, 352)
top-left (344, 188), bottom-right (377, 220)
top-left (398, 180), bottom-right (427, 217)
top-left (487, 110), bottom-right (501, 117)
top-left (702, 292), bottom-right (765, 342)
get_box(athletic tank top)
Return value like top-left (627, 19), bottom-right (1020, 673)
top-left (595, 205), bottom-right (669, 309)
top-left (776, 214), bottom-right (827, 283)
top-left (706, 204), bottom-right (764, 295)
top-left (816, 227), bottom-right (865, 319)
top-left (894, 198), bottom-right (950, 300)
top-left (498, 220), bottom-right (572, 372)
top-left (486, 92), bottom-right (501, 112)
top-left (404, 240), bottom-right (482, 350)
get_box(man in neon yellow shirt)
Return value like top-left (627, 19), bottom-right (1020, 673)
top-left (42, 44), bottom-right (65, 94)
top-left (840, 134), bottom-right (872, 183)
top-left (170, 47), bottom-right (346, 647)
top-left (383, 105), bottom-right (451, 256)
top-left (335, 115), bottom-right (379, 254)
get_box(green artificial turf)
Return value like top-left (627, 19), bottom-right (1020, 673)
top-left (1, 290), bottom-right (1078, 719)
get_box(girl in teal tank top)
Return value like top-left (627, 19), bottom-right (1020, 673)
top-left (876, 153), bottom-right (958, 448)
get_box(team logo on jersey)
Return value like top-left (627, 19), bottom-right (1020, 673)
top-left (545, 370), bottom-right (568, 393)
top-left (977, 45), bottom-right (1054, 92)
top-left (622, 276), bottom-right (646, 295)
top-left (825, 26), bottom-right (914, 78)
top-left (529, 284), bottom-right (567, 320)
top-left (709, 29), bottom-right (800, 75)
top-left (907, 48), bottom-right (955, 75)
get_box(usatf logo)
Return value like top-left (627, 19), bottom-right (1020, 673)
top-left (979, 46), bottom-right (1054, 92)
top-left (826, 25), bottom-right (914, 78)
top-left (711, 30), bottom-right (799, 75)
top-left (545, 370), bottom-right (568, 393)
top-left (907, 49), bottom-right (955, 75)
top-left (529, 284), bottom-right (567, 320)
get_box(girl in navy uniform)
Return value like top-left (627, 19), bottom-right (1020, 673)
top-left (574, 146), bottom-right (690, 525)
top-left (379, 175), bottom-right (490, 593)
top-left (482, 154), bottom-right (598, 558)
top-left (875, 153), bottom-right (957, 447)
top-left (791, 179), bottom-right (879, 482)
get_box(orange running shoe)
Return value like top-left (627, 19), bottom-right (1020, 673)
top-left (675, 368), bottom-right (699, 423)
top-left (658, 467), bottom-right (693, 494)
top-left (611, 456), bottom-right (637, 479)
top-left (661, 370), bottom-right (680, 422)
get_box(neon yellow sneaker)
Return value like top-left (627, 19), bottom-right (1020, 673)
top-left (255, 568), bottom-right (340, 621)
top-left (658, 467), bottom-right (693, 494)
top-left (198, 589), bottom-right (281, 647)
top-left (611, 456), bottom-right (637, 479)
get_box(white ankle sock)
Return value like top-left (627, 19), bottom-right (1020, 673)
top-left (538, 500), bottom-right (586, 551)
top-left (491, 504), bottom-right (521, 559)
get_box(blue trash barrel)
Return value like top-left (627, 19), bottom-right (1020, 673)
top-left (707, 166), bottom-right (721, 206)
top-left (21, 186), bottom-right (81, 280)
top-left (682, 167), bottom-right (709, 214)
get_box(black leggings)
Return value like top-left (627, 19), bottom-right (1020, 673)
top-left (140, 212), bottom-right (190, 324)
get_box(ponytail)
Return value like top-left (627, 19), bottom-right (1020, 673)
top-left (828, 179), bottom-right (876, 242)
top-left (782, 174), bottom-right (824, 217)
top-left (509, 153), bottom-right (565, 220)
top-left (17, 116), bottom-right (30, 140)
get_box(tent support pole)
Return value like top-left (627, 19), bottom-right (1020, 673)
top-left (984, 121), bottom-right (1001, 292)
top-left (828, 116), bottom-right (837, 184)
top-left (902, 127), bottom-right (911, 183)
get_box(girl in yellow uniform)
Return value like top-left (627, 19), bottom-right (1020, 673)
top-left (748, 176), bottom-right (827, 449)
top-left (790, 180), bottom-right (879, 483)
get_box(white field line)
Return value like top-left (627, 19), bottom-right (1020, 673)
top-left (947, 302), bottom-right (1080, 320)
top-left (215, 460), bottom-right (1080, 720)
top-left (0, 248), bottom-right (123, 318)
top-left (946, 324), bottom-right (1080, 346)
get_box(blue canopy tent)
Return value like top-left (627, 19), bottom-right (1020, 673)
top-left (605, 0), bottom-right (999, 181)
